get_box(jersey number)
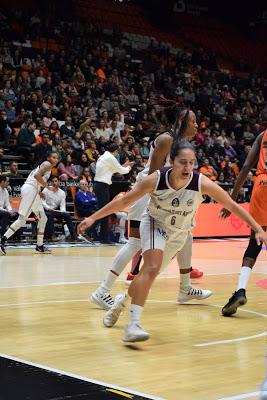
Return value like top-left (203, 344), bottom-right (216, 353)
top-left (171, 216), bottom-right (176, 226)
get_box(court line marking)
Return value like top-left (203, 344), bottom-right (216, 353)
top-left (0, 297), bottom-right (266, 347)
top-left (215, 392), bottom-right (260, 400)
top-left (0, 353), bottom-right (165, 400)
top-left (0, 300), bottom-right (265, 400)
top-left (1, 271), bottom-right (267, 289)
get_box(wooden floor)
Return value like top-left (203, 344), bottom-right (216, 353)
top-left (0, 240), bottom-right (266, 400)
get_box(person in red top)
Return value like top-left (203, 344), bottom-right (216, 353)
top-left (221, 129), bottom-right (267, 316)
top-left (34, 59), bottom-right (49, 78)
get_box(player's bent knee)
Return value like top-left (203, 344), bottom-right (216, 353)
top-left (143, 263), bottom-right (161, 279)
top-left (243, 238), bottom-right (262, 260)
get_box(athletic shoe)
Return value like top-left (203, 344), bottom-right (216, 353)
top-left (90, 289), bottom-right (114, 310)
top-left (222, 289), bottom-right (247, 317)
top-left (178, 287), bottom-right (213, 303)
top-left (103, 294), bottom-right (125, 327)
top-left (35, 245), bottom-right (51, 254)
top-left (0, 236), bottom-right (6, 255)
top-left (123, 323), bottom-right (150, 343)
top-left (190, 268), bottom-right (204, 279)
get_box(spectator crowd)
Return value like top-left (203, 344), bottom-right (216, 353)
top-left (0, 8), bottom-right (266, 241)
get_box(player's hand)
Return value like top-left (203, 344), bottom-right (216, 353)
top-left (255, 230), bottom-right (267, 247)
top-left (77, 217), bottom-right (95, 234)
top-left (40, 192), bottom-right (46, 200)
top-left (220, 208), bottom-right (231, 219)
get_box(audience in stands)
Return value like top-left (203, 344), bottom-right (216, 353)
top-left (0, 7), bottom-right (264, 242)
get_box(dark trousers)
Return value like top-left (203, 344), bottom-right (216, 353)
top-left (45, 210), bottom-right (77, 239)
top-left (0, 210), bottom-right (18, 236)
top-left (94, 181), bottom-right (110, 241)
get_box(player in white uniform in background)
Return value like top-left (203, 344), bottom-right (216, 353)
top-left (79, 141), bottom-right (267, 342)
top-left (0, 152), bottom-right (58, 254)
top-left (90, 109), bottom-right (205, 311)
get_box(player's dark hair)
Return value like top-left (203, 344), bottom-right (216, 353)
top-left (0, 174), bottom-right (8, 183)
top-left (35, 151), bottom-right (57, 167)
top-left (173, 109), bottom-right (190, 140)
top-left (170, 140), bottom-right (195, 161)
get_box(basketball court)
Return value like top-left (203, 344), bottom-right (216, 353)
top-left (0, 239), bottom-right (266, 399)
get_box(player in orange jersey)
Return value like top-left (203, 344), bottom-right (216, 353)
top-left (221, 129), bottom-right (267, 316)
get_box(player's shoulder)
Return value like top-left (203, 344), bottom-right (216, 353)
top-left (40, 161), bottom-right (52, 169)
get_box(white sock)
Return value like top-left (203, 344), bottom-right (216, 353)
top-left (180, 271), bottom-right (191, 291)
top-left (130, 304), bottom-right (143, 324)
top-left (37, 234), bottom-right (44, 246)
top-left (99, 237), bottom-right (141, 292)
top-left (237, 266), bottom-right (252, 290)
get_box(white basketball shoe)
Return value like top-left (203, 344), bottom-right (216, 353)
top-left (90, 288), bottom-right (114, 310)
top-left (178, 287), bottom-right (213, 304)
top-left (123, 323), bottom-right (150, 343)
top-left (103, 294), bottom-right (126, 327)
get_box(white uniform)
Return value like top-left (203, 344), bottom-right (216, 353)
top-left (19, 162), bottom-right (51, 218)
top-left (140, 167), bottom-right (203, 270)
top-left (128, 134), bottom-right (171, 221)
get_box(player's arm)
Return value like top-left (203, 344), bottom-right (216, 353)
top-left (34, 161), bottom-right (51, 188)
top-left (78, 173), bottom-right (158, 233)
top-left (148, 134), bottom-right (173, 174)
top-left (201, 175), bottom-right (267, 246)
top-left (229, 132), bottom-right (263, 201)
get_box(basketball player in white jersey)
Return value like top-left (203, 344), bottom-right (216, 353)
top-left (90, 109), bottom-right (205, 311)
top-left (79, 141), bottom-right (267, 342)
top-left (0, 151), bottom-right (58, 254)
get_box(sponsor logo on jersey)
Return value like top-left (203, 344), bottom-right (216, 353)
top-left (171, 198), bottom-right (180, 207)
top-left (157, 228), bottom-right (168, 240)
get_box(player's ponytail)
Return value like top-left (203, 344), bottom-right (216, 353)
top-left (173, 108), bottom-right (190, 140)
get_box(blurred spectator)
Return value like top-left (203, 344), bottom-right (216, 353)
top-left (43, 176), bottom-right (79, 241)
top-left (34, 132), bottom-right (52, 162)
top-left (0, 175), bottom-right (18, 236)
top-left (58, 154), bottom-right (78, 181)
top-left (16, 121), bottom-right (36, 160)
top-left (199, 158), bottom-right (218, 181)
top-left (75, 179), bottom-right (98, 217)
top-left (6, 161), bottom-right (23, 179)
top-left (0, 110), bottom-right (13, 144)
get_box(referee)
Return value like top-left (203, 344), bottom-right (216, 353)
top-left (94, 143), bottom-right (133, 244)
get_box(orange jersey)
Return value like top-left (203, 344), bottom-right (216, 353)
top-left (249, 131), bottom-right (267, 225)
top-left (256, 129), bottom-right (267, 175)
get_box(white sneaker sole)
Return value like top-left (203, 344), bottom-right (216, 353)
top-left (90, 293), bottom-right (112, 311)
top-left (178, 291), bottom-right (213, 304)
top-left (103, 310), bottom-right (122, 328)
top-left (123, 333), bottom-right (150, 343)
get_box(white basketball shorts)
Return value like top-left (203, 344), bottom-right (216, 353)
top-left (19, 184), bottom-right (44, 218)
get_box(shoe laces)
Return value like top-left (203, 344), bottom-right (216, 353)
top-left (188, 288), bottom-right (202, 296)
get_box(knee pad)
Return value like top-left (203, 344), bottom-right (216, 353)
top-left (244, 238), bottom-right (262, 261)
top-left (176, 233), bottom-right (193, 269)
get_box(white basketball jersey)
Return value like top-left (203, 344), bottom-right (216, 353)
top-left (24, 161), bottom-right (51, 190)
top-left (128, 133), bottom-right (171, 221)
top-left (147, 167), bottom-right (204, 233)
top-left (135, 133), bottom-right (171, 182)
